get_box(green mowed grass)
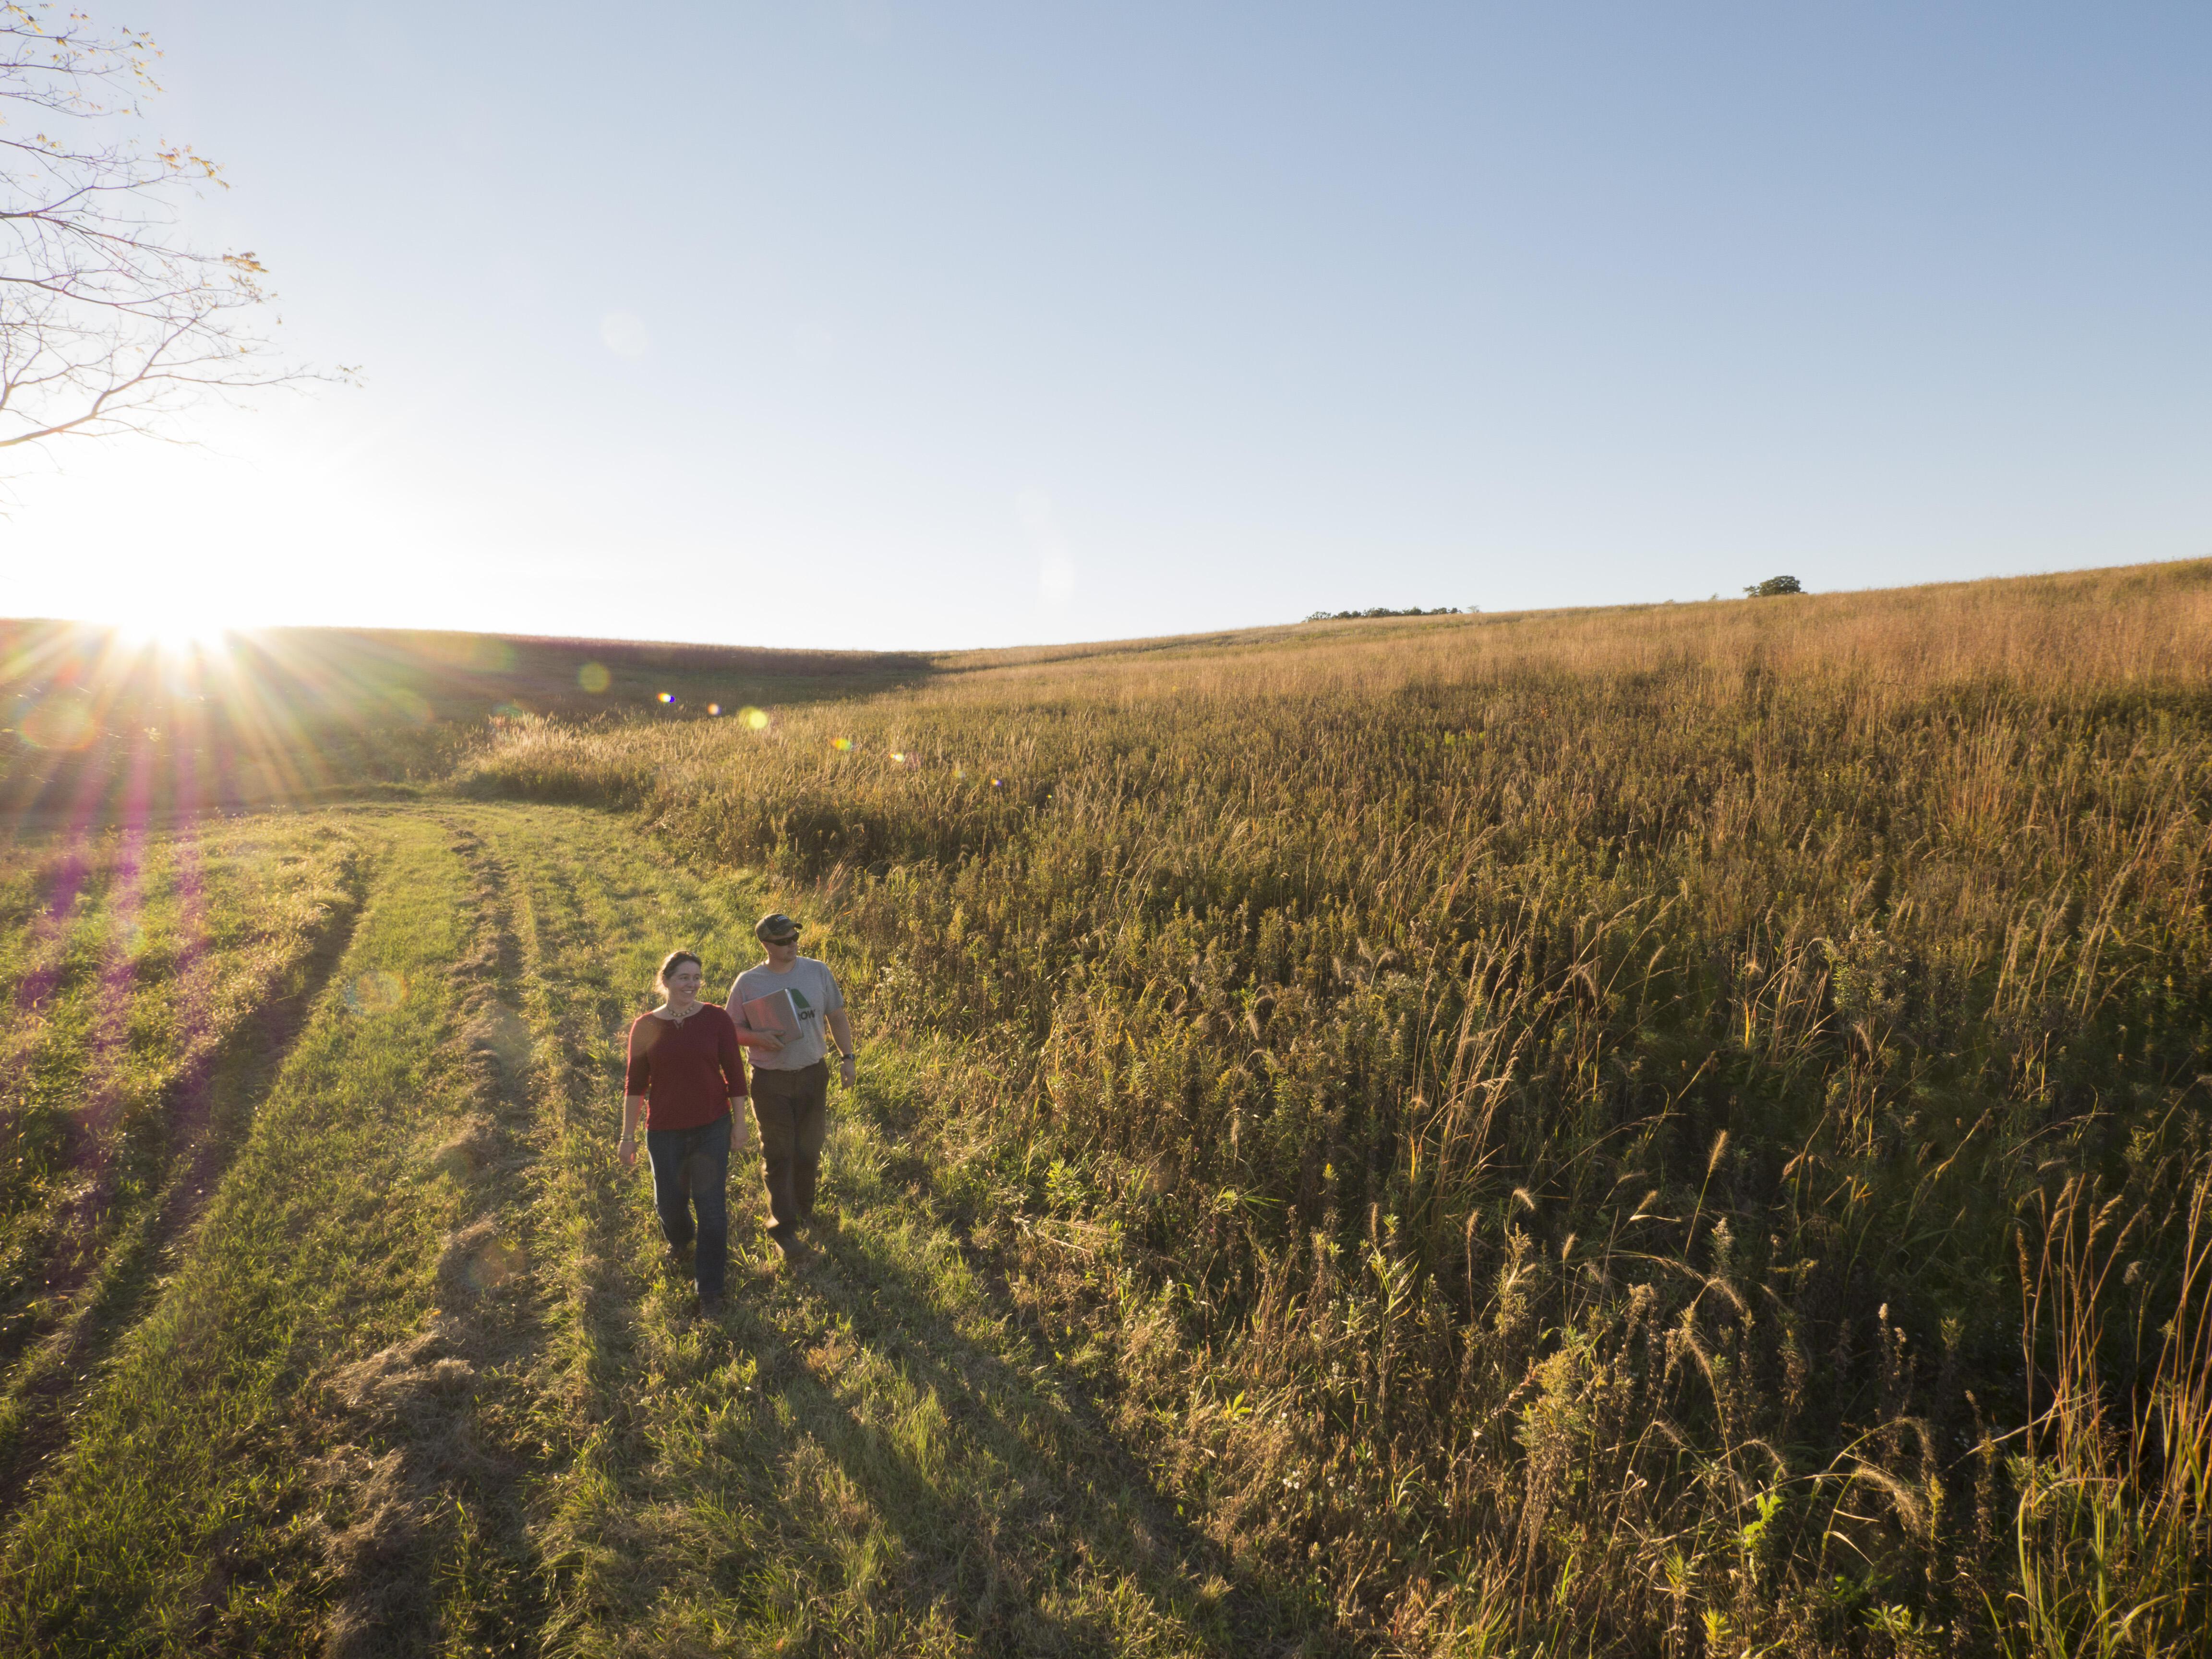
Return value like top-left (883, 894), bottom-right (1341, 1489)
top-left (0, 802), bottom-right (1324, 1657)
top-left (0, 818), bottom-right (364, 1484)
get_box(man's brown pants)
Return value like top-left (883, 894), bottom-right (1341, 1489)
top-left (748, 1061), bottom-right (828, 1238)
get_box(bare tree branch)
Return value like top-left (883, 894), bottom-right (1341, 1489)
top-left (0, 2), bottom-right (336, 463)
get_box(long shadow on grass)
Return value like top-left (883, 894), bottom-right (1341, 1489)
top-left (310, 816), bottom-right (559, 1655)
top-left (696, 1218), bottom-right (1334, 1657)
top-left (0, 848), bottom-right (371, 1519)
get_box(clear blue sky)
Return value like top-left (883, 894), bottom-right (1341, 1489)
top-left (6, 2), bottom-right (2208, 649)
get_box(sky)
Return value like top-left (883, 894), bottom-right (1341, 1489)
top-left (2, 1), bottom-right (2207, 651)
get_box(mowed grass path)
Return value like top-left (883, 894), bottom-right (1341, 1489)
top-left (0, 803), bottom-right (1320, 1658)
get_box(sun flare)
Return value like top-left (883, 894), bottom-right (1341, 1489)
top-left (108, 606), bottom-right (236, 658)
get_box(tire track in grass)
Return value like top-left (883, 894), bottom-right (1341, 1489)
top-left (475, 803), bottom-right (671, 1652)
top-left (0, 812), bottom-right (493, 1657)
top-left (304, 811), bottom-right (564, 1657)
top-left (478, 802), bottom-right (1328, 1657)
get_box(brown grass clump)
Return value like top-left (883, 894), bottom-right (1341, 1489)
top-left (313, 1327), bottom-right (484, 1658)
top-left (465, 559), bottom-right (2212, 1654)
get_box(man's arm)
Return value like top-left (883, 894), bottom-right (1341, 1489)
top-left (828, 1007), bottom-right (857, 1089)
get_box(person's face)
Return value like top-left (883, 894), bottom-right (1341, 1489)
top-left (664, 961), bottom-right (703, 1001)
top-left (764, 935), bottom-right (798, 966)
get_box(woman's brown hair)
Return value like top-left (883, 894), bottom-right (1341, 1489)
top-left (655, 950), bottom-right (704, 993)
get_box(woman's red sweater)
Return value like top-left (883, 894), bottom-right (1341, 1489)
top-left (625, 1004), bottom-right (751, 1130)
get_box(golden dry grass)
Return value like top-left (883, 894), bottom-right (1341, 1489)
top-left (460, 557), bottom-right (2212, 1654)
top-left (935, 559), bottom-right (2212, 695)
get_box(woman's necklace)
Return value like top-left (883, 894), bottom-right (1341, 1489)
top-left (660, 999), bottom-right (701, 1023)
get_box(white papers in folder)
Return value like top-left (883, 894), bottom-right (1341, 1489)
top-left (742, 988), bottom-right (802, 1043)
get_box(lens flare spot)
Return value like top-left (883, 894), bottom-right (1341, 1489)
top-left (18, 697), bottom-right (97, 751)
top-left (347, 970), bottom-right (409, 1015)
top-left (578, 662), bottom-right (611, 693)
top-left (475, 1004), bottom-right (533, 1072)
top-left (831, 737), bottom-right (853, 752)
top-left (466, 1237), bottom-right (525, 1291)
top-left (991, 778), bottom-right (1002, 787)
top-left (890, 751), bottom-right (906, 764)
top-left (708, 703), bottom-right (721, 716)
top-left (658, 691), bottom-right (673, 704)
top-left (954, 764), bottom-right (966, 779)
top-left (741, 707), bottom-right (769, 731)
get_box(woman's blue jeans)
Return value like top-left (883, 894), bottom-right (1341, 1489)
top-left (645, 1111), bottom-right (732, 1301)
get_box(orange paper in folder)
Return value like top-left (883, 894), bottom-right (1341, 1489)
top-left (742, 987), bottom-right (802, 1042)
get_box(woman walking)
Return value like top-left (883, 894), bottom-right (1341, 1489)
top-left (618, 950), bottom-right (781, 1314)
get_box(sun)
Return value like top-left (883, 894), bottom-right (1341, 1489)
top-left (108, 604), bottom-right (236, 657)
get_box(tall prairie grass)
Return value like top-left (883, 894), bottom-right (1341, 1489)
top-left (464, 561), bottom-right (2212, 1653)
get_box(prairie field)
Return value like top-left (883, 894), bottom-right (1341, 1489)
top-left (1, 560), bottom-right (2209, 1656)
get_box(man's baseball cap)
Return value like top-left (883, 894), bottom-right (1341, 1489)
top-left (755, 913), bottom-right (802, 943)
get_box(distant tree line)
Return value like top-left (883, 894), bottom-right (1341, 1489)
top-left (1299, 581), bottom-right (1806, 622)
top-left (1302, 605), bottom-right (1467, 622)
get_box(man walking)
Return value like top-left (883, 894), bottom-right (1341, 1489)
top-left (727, 913), bottom-right (856, 1255)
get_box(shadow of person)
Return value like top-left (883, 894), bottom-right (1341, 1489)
top-left (678, 1211), bottom-right (1336, 1657)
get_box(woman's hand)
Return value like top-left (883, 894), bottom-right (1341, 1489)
top-left (618, 1133), bottom-right (638, 1171)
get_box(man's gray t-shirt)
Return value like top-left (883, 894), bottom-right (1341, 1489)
top-left (728, 957), bottom-right (845, 1071)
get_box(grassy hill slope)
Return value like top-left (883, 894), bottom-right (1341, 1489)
top-left (1, 621), bottom-right (932, 821)
top-left (461, 558), bottom-right (2212, 1655)
top-left (0, 559), bottom-right (2208, 1655)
